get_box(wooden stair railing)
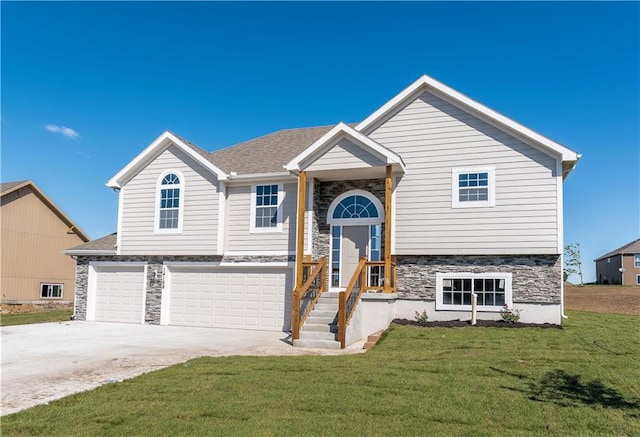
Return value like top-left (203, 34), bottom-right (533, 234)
top-left (337, 258), bottom-right (397, 349)
top-left (291, 256), bottom-right (327, 340)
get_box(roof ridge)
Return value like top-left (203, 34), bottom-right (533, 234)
top-left (594, 238), bottom-right (640, 261)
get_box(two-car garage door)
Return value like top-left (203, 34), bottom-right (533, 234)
top-left (167, 267), bottom-right (290, 331)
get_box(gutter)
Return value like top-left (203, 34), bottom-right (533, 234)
top-left (226, 171), bottom-right (295, 183)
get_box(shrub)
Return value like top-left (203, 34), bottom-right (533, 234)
top-left (414, 310), bottom-right (429, 326)
top-left (500, 304), bottom-right (521, 323)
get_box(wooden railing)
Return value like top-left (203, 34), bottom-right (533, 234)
top-left (337, 258), bottom-right (397, 348)
top-left (291, 256), bottom-right (327, 340)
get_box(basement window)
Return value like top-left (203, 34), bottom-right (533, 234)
top-left (41, 283), bottom-right (63, 299)
top-left (436, 272), bottom-right (512, 311)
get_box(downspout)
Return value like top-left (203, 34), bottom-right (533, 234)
top-left (561, 251), bottom-right (567, 319)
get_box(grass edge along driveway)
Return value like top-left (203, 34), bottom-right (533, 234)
top-left (3, 310), bottom-right (639, 436)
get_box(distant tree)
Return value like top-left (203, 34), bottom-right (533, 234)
top-left (564, 243), bottom-right (583, 285)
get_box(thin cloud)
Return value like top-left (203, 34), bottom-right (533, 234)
top-left (45, 124), bottom-right (79, 140)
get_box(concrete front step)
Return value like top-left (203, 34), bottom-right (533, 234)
top-left (304, 315), bottom-right (337, 325)
top-left (293, 338), bottom-right (340, 349)
top-left (301, 323), bottom-right (338, 333)
top-left (313, 303), bottom-right (338, 311)
top-left (299, 330), bottom-right (337, 341)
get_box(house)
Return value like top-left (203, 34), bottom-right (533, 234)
top-left (66, 75), bottom-right (580, 348)
top-left (594, 239), bottom-right (640, 285)
top-left (1, 180), bottom-right (89, 304)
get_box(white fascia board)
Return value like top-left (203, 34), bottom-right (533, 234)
top-left (285, 122), bottom-right (405, 172)
top-left (356, 74), bottom-right (580, 163)
top-left (226, 172), bottom-right (296, 184)
top-left (106, 131), bottom-right (228, 189)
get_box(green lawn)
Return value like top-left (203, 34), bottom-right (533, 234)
top-left (0, 310), bottom-right (73, 327)
top-left (3, 311), bottom-right (639, 436)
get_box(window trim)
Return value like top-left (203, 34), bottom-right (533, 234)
top-left (154, 170), bottom-right (185, 234)
top-left (636, 274), bottom-right (640, 285)
top-left (250, 183), bottom-right (283, 233)
top-left (40, 283), bottom-right (63, 299)
top-left (451, 166), bottom-right (496, 209)
top-left (634, 254), bottom-right (640, 268)
top-left (327, 189), bottom-right (384, 226)
top-left (436, 272), bottom-right (512, 311)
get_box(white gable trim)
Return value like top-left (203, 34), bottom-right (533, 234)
top-left (355, 75), bottom-right (580, 164)
top-left (284, 122), bottom-right (406, 172)
top-left (106, 131), bottom-right (228, 189)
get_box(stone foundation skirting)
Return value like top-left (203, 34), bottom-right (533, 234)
top-left (74, 254), bottom-right (290, 324)
top-left (395, 254), bottom-right (561, 304)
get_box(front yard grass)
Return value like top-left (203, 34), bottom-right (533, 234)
top-left (3, 310), bottom-right (639, 436)
top-left (0, 310), bottom-right (72, 327)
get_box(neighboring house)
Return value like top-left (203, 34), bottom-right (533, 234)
top-left (66, 75), bottom-right (580, 348)
top-left (594, 239), bottom-right (640, 285)
top-left (1, 180), bottom-right (89, 304)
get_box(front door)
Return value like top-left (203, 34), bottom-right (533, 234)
top-left (341, 226), bottom-right (369, 288)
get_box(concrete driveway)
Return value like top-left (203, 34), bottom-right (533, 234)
top-left (1, 321), bottom-right (364, 415)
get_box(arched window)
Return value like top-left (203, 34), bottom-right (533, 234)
top-left (327, 190), bottom-right (384, 225)
top-left (157, 172), bottom-right (182, 231)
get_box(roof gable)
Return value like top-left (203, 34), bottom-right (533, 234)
top-left (1, 180), bottom-right (90, 242)
top-left (594, 239), bottom-right (640, 261)
top-left (356, 75), bottom-right (581, 171)
top-left (285, 122), bottom-right (405, 173)
top-left (107, 131), bottom-right (228, 189)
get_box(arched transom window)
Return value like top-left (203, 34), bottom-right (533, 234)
top-left (332, 194), bottom-right (379, 220)
top-left (158, 173), bottom-right (181, 230)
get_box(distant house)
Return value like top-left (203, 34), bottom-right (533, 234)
top-left (594, 239), bottom-right (640, 285)
top-left (1, 180), bottom-right (89, 304)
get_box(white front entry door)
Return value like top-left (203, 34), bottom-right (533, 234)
top-left (341, 226), bottom-right (369, 287)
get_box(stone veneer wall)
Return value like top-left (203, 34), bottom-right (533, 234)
top-left (74, 254), bottom-right (289, 324)
top-left (395, 255), bottom-right (562, 303)
top-left (312, 178), bottom-right (386, 260)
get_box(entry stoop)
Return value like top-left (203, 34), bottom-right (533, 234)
top-left (293, 291), bottom-right (341, 349)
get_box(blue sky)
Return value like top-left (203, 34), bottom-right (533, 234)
top-left (2, 2), bottom-right (638, 282)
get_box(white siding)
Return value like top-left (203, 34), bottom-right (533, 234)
top-left (225, 183), bottom-right (297, 253)
top-left (370, 91), bottom-right (560, 255)
top-left (119, 146), bottom-right (220, 255)
top-left (305, 139), bottom-right (385, 171)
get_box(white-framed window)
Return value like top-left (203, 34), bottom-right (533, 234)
top-left (436, 272), bottom-right (512, 311)
top-left (41, 283), bottom-right (63, 299)
top-left (155, 171), bottom-right (184, 233)
top-left (636, 274), bottom-right (640, 285)
top-left (451, 166), bottom-right (496, 208)
top-left (250, 183), bottom-right (283, 232)
top-left (634, 254), bottom-right (640, 268)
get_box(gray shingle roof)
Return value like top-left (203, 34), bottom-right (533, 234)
top-left (594, 239), bottom-right (640, 261)
top-left (67, 233), bottom-right (117, 253)
top-left (1, 180), bottom-right (30, 195)
top-left (209, 125), bottom-right (336, 175)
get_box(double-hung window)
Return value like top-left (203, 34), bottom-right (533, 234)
top-left (251, 184), bottom-right (282, 232)
top-left (634, 254), bottom-right (640, 268)
top-left (451, 167), bottom-right (495, 208)
top-left (156, 172), bottom-right (183, 232)
top-left (436, 272), bottom-right (512, 311)
top-left (41, 283), bottom-right (63, 299)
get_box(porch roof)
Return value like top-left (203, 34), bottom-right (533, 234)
top-left (284, 123), bottom-right (406, 178)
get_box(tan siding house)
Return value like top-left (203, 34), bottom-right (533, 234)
top-left (594, 239), bottom-right (640, 285)
top-left (1, 181), bottom-right (89, 303)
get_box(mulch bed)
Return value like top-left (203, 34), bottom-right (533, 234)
top-left (392, 319), bottom-right (561, 329)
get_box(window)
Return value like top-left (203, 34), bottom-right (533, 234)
top-left (634, 255), bottom-right (640, 268)
top-left (251, 184), bottom-right (282, 232)
top-left (156, 172), bottom-right (183, 232)
top-left (637, 275), bottom-right (640, 285)
top-left (41, 283), bottom-right (63, 299)
top-left (332, 194), bottom-right (379, 220)
top-left (436, 272), bottom-right (512, 311)
top-left (451, 167), bottom-right (495, 208)
top-left (331, 227), bottom-right (341, 287)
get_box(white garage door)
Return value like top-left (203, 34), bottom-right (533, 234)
top-left (94, 265), bottom-right (145, 324)
top-left (168, 267), bottom-right (290, 331)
